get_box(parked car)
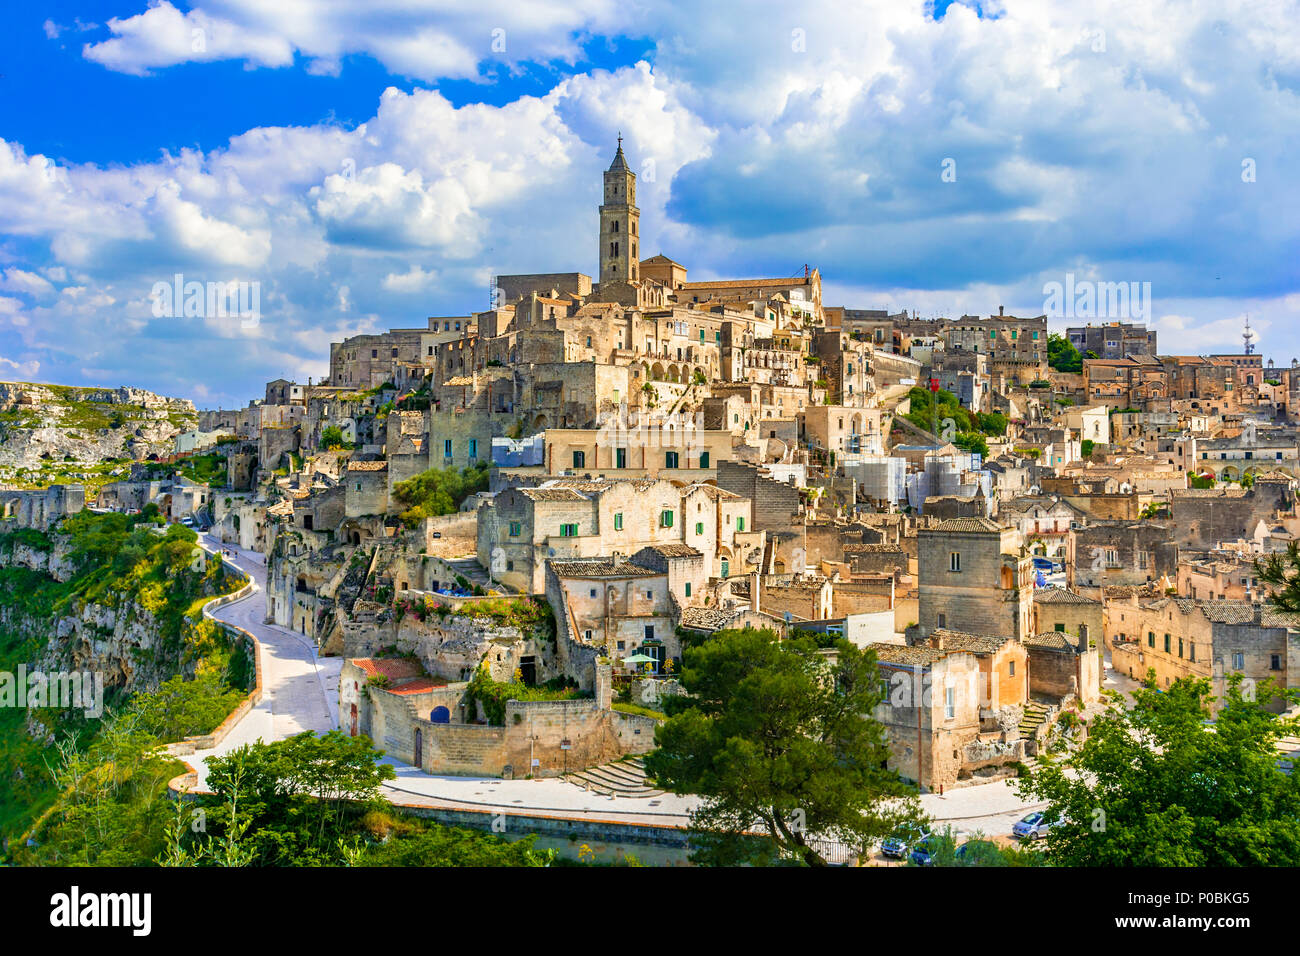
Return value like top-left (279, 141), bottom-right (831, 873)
top-left (180, 516), bottom-right (194, 527)
top-left (1012, 811), bottom-right (1058, 840)
top-left (909, 836), bottom-right (938, 866)
top-left (880, 825), bottom-right (928, 859)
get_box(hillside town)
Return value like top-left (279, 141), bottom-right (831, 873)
top-left (3, 142), bottom-right (1299, 863)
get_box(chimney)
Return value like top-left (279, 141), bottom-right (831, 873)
top-left (999, 305), bottom-right (1005, 316)
top-left (932, 631), bottom-right (945, 650)
top-left (751, 571), bottom-right (761, 615)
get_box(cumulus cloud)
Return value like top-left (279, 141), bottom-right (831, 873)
top-left (2, 0), bottom-right (1297, 404)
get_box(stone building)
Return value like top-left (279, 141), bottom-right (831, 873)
top-left (871, 636), bottom-right (1029, 792)
top-left (477, 477), bottom-right (759, 593)
top-left (1067, 519), bottom-right (1179, 588)
top-left (1105, 596), bottom-right (1300, 713)
top-left (916, 517), bottom-right (1034, 642)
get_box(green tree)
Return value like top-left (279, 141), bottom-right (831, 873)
top-left (319, 425), bottom-right (349, 450)
top-left (1017, 675), bottom-right (1300, 865)
top-left (1047, 334), bottom-right (1082, 373)
top-left (393, 462), bottom-right (490, 528)
top-left (644, 627), bottom-right (923, 866)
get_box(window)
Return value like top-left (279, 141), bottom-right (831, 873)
top-left (700, 451), bottom-right (710, 469)
top-left (1232, 652), bottom-right (1245, 670)
top-left (1148, 632), bottom-right (1155, 648)
top-left (695, 522), bottom-right (704, 535)
top-left (660, 510), bottom-right (674, 528)
top-left (665, 451), bottom-right (679, 468)
top-left (508, 521), bottom-right (521, 537)
top-left (1271, 654), bottom-right (1282, 671)
top-left (720, 559), bottom-right (729, 578)
top-left (616, 448), bottom-right (627, 468)
top-left (443, 439), bottom-right (452, 458)
top-left (646, 589), bottom-right (654, 600)
top-left (736, 516), bottom-right (745, 532)
top-left (468, 438), bottom-right (477, 458)
top-left (949, 551), bottom-right (961, 572)
top-left (1178, 638), bottom-right (1184, 658)
top-left (685, 582), bottom-right (692, 597)
top-left (644, 625), bottom-right (655, 641)
top-left (937, 613), bottom-right (946, 629)
top-left (559, 523), bottom-right (578, 537)
top-left (573, 450), bottom-right (585, 469)
top-left (613, 512), bottom-right (623, 531)
top-left (1054, 623), bottom-right (1065, 632)
top-left (1164, 634), bottom-right (1171, 653)
top-left (944, 686), bottom-right (955, 719)
top-left (589, 589), bottom-right (597, 599)
top-left (1009, 661), bottom-right (1016, 676)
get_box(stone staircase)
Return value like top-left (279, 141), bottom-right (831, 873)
top-left (445, 556), bottom-right (491, 590)
top-left (1018, 701), bottom-right (1050, 740)
top-left (563, 757), bottom-right (664, 799)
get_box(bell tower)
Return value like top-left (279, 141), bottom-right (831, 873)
top-left (599, 134), bottom-right (639, 287)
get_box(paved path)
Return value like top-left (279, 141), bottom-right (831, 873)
top-left (180, 535), bottom-right (339, 790)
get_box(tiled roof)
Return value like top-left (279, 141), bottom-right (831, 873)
top-left (347, 460), bottom-right (388, 472)
top-left (679, 276), bottom-right (812, 290)
top-left (927, 628), bottom-right (1011, 655)
top-left (926, 516), bottom-right (1004, 533)
top-left (550, 560), bottom-right (658, 578)
top-left (353, 658), bottom-right (426, 681)
top-left (1034, 586), bottom-right (1101, 606)
top-left (520, 487), bottom-right (588, 501)
top-left (1171, 487), bottom-right (1249, 498)
top-left (872, 644), bottom-right (947, 666)
top-left (679, 606), bottom-right (737, 631)
top-left (644, 544), bottom-right (702, 558)
top-left (683, 483), bottom-right (741, 500)
top-left (1024, 631), bottom-right (1084, 651)
top-left (386, 678), bottom-right (447, 695)
top-left (844, 543), bottom-right (905, 553)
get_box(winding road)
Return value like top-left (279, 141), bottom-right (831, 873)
top-left (190, 534), bottom-right (1072, 838)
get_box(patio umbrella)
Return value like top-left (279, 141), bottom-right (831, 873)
top-left (621, 654), bottom-right (656, 665)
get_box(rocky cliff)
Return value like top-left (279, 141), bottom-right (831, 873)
top-left (0, 381), bottom-right (197, 487)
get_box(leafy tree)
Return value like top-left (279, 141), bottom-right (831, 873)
top-left (393, 461), bottom-right (490, 528)
top-left (1046, 334), bottom-right (1083, 373)
top-left (133, 672), bottom-right (245, 743)
top-left (1017, 674), bottom-right (1300, 865)
top-left (205, 730), bottom-right (397, 859)
top-left (644, 627), bottom-right (923, 866)
top-left (320, 425), bottom-right (349, 450)
top-left (1254, 541), bottom-right (1300, 610)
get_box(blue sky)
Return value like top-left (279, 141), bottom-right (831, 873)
top-left (1, 0), bottom-right (1297, 408)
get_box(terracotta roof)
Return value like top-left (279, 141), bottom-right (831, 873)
top-left (844, 543), bottom-right (905, 553)
top-left (347, 460), bottom-right (388, 472)
top-left (386, 677), bottom-right (447, 695)
top-left (353, 658), bottom-right (425, 681)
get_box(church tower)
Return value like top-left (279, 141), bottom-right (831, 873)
top-left (599, 135), bottom-right (639, 287)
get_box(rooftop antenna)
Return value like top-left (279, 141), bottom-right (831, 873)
top-left (1243, 314), bottom-right (1257, 355)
